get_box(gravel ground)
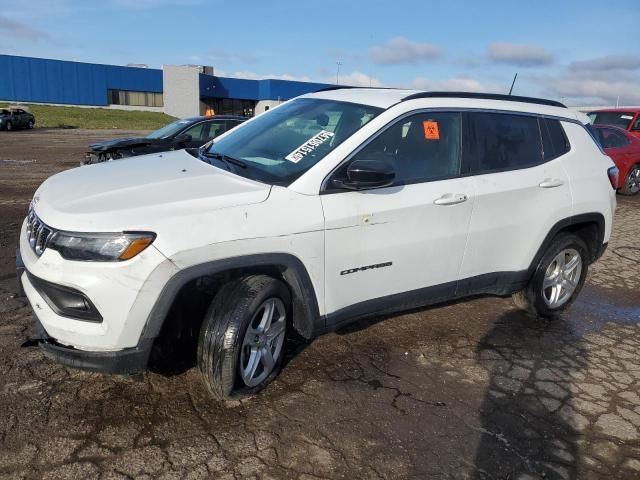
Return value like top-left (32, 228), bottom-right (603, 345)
top-left (0, 129), bottom-right (639, 480)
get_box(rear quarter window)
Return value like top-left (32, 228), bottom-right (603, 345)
top-left (540, 118), bottom-right (570, 161)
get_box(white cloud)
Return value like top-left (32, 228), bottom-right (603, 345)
top-left (544, 77), bottom-right (640, 106)
top-left (370, 37), bottom-right (441, 65)
top-left (569, 55), bottom-right (640, 72)
top-left (216, 70), bottom-right (313, 82)
top-left (205, 49), bottom-right (258, 65)
top-left (334, 71), bottom-right (382, 87)
top-left (410, 76), bottom-right (502, 93)
top-left (488, 42), bottom-right (553, 66)
top-left (0, 14), bottom-right (50, 40)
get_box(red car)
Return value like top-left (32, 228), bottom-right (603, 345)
top-left (590, 124), bottom-right (640, 195)
top-left (588, 108), bottom-right (640, 138)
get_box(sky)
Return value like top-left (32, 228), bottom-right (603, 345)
top-left (1, 0), bottom-right (639, 106)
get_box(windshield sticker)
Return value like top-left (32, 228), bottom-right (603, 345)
top-left (285, 130), bottom-right (335, 163)
top-left (621, 115), bottom-right (633, 120)
top-left (423, 121), bottom-right (440, 140)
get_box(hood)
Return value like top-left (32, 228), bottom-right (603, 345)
top-left (88, 137), bottom-right (162, 151)
top-left (32, 149), bottom-right (271, 232)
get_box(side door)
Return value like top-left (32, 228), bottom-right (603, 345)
top-left (13, 109), bottom-right (26, 127)
top-left (458, 112), bottom-right (572, 292)
top-left (321, 111), bottom-right (475, 323)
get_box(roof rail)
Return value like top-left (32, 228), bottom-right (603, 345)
top-left (314, 85), bottom-right (356, 93)
top-left (401, 91), bottom-right (566, 108)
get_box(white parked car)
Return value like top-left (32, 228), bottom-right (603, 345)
top-left (18, 89), bottom-right (617, 399)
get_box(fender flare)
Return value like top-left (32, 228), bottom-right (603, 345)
top-left (138, 253), bottom-right (322, 345)
top-left (528, 212), bottom-right (606, 273)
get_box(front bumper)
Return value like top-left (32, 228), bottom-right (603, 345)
top-left (18, 218), bottom-right (178, 352)
top-left (18, 248), bottom-right (153, 373)
top-left (31, 313), bottom-right (152, 374)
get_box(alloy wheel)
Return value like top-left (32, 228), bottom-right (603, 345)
top-left (240, 297), bottom-right (287, 387)
top-left (542, 248), bottom-right (582, 308)
top-left (627, 166), bottom-right (640, 194)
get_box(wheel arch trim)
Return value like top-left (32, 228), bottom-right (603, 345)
top-left (138, 253), bottom-right (322, 345)
top-left (529, 212), bottom-right (606, 273)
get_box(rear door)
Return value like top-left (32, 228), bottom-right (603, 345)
top-left (322, 111), bottom-right (474, 320)
top-left (458, 112), bottom-right (572, 290)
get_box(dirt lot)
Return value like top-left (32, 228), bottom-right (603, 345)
top-left (1, 129), bottom-right (639, 480)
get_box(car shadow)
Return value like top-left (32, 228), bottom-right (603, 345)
top-left (472, 309), bottom-right (584, 479)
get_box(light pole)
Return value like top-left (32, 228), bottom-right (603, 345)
top-left (336, 61), bottom-right (342, 85)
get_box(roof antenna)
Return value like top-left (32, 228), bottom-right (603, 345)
top-left (508, 72), bottom-right (518, 95)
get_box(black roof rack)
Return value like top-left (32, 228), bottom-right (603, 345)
top-left (314, 85), bottom-right (399, 93)
top-left (401, 91), bottom-right (566, 108)
top-left (314, 85), bottom-right (356, 93)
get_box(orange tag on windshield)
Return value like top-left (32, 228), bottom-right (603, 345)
top-left (423, 121), bottom-right (440, 140)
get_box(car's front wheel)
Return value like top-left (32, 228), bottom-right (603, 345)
top-left (197, 275), bottom-right (290, 400)
top-left (5, 121), bottom-right (12, 131)
top-left (512, 233), bottom-right (588, 317)
top-left (620, 165), bottom-right (640, 196)
top-left (27, 119), bottom-right (34, 129)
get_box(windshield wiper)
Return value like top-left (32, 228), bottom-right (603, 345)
top-left (201, 151), bottom-right (247, 170)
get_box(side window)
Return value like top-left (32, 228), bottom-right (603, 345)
top-left (464, 112), bottom-right (542, 174)
top-left (182, 123), bottom-right (206, 141)
top-left (540, 118), bottom-right (570, 161)
top-left (206, 121), bottom-right (226, 139)
top-left (600, 128), bottom-right (629, 149)
top-left (344, 111), bottom-right (462, 186)
top-left (631, 115), bottom-right (640, 131)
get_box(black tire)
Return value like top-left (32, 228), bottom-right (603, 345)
top-left (619, 165), bottom-right (640, 196)
top-left (27, 119), bottom-right (34, 129)
top-left (512, 233), bottom-right (589, 317)
top-left (197, 275), bottom-right (290, 400)
top-left (5, 121), bottom-right (12, 131)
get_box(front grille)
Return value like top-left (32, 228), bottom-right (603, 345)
top-left (25, 207), bottom-right (55, 256)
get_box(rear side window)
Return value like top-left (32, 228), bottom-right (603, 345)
top-left (540, 118), bottom-right (570, 161)
top-left (464, 112), bottom-right (542, 174)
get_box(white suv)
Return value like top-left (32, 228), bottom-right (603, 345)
top-left (18, 89), bottom-right (617, 399)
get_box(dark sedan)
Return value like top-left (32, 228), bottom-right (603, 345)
top-left (0, 107), bottom-right (35, 131)
top-left (84, 115), bottom-right (247, 164)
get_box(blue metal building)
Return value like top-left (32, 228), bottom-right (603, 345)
top-left (0, 54), bottom-right (333, 117)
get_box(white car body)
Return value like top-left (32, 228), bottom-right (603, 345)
top-left (19, 88), bottom-right (616, 373)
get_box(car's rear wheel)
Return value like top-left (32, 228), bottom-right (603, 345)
top-left (512, 233), bottom-right (588, 317)
top-left (27, 119), bottom-right (34, 129)
top-left (5, 121), bottom-right (12, 131)
top-left (620, 165), bottom-right (640, 196)
top-left (197, 275), bottom-right (290, 400)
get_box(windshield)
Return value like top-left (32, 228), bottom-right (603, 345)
top-left (205, 98), bottom-right (383, 185)
top-left (146, 119), bottom-right (192, 139)
top-left (588, 111), bottom-right (635, 129)
top-left (0, 109), bottom-right (9, 116)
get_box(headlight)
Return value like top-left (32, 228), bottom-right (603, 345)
top-left (48, 231), bottom-right (156, 261)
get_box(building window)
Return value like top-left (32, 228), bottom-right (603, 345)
top-left (204, 98), bottom-right (255, 117)
top-left (107, 89), bottom-right (163, 107)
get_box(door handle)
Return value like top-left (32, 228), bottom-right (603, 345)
top-left (539, 178), bottom-right (564, 188)
top-left (434, 193), bottom-right (468, 206)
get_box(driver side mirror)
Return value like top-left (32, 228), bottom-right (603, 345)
top-left (332, 159), bottom-right (395, 190)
